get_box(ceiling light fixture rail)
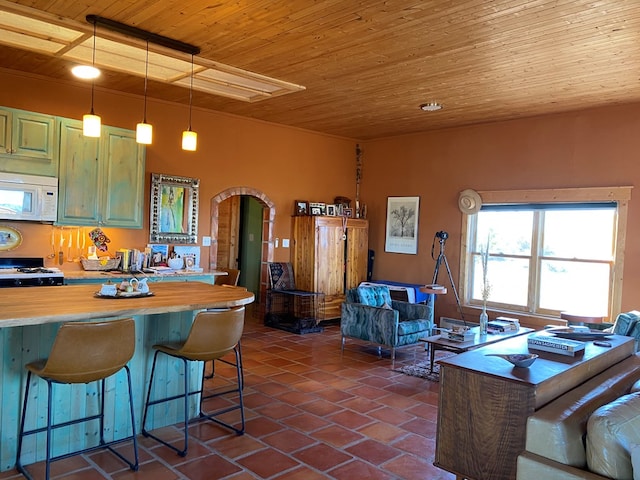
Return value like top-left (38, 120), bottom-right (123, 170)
top-left (86, 14), bottom-right (200, 56)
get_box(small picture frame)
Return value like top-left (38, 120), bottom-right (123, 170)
top-left (309, 202), bottom-right (326, 216)
top-left (147, 244), bottom-right (169, 266)
top-left (294, 200), bottom-right (309, 216)
top-left (343, 208), bottom-right (353, 218)
top-left (326, 204), bottom-right (336, 216)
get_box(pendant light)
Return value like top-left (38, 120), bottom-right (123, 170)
top-left (136, 40), bottom-right (153, 144)
top-left (181, 54), bottom-right (197, 151)
top-left (83, 21), bottom-right (101, 137)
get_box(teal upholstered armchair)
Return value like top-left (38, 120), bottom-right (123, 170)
top-left (608, 310), bottom-right (640, 351)
top-left (341, 285), bottom-right (434, 363)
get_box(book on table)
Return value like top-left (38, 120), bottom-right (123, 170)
top-left (487, 320), bottom-right (518, 332)
top-left (527, 334), bottom-right (586, 356)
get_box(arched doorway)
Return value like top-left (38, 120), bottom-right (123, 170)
top-left (209, 187), bottom-right (275, 307)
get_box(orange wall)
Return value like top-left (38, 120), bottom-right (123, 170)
top-left (0, 69), bottom-right (358, 269)
top-left (3, 68), bottom-right (640, 323)
top-left (363, 104), bottom-right (640, 320)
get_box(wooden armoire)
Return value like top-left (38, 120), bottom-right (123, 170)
top-left (291, 216), bottom-right (369, 319)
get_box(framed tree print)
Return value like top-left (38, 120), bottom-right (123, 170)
top-left (385, 196), bottom-right (420, 254)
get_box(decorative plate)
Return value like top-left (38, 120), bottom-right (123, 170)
top-left (458, 189), bottom-right (482, 214)
top-left (0, 226), bottom-right (23, 251)
top-left (94, 291), bottom-right (154, 299)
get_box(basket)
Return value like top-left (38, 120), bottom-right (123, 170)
top-left (80, 257), bottom-right (121, 271)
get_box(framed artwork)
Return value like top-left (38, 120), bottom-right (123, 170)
top-left (294, 200), bottom-right (309, 216)
top-left (310, 205), bottom-right (322, 216)
top-left (343, 208), bottom-right (353, 218)
top-left (149, 173), bottom-right (199, 244)
top-left (385, 196), bottom-right (420, 254)
top-left (326, 204), bottom-right (336, 216)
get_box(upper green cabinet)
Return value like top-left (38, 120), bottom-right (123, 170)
top-left (57, 119), bottom-right (145, 228)
top-left (0, 107), bottom-right (58, 177)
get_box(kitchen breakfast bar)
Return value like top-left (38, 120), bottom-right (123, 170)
top-left (0, 282), bottom-right (254, 471)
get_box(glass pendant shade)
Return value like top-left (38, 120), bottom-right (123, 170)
top-left (83, 113), bottom-right (101, 137)
top-left (83, 22), bottom-right (101, 138)
top-left (136, 122), bottom-right (153, 144)
top-left (182, 129), bottom-right (197, 151)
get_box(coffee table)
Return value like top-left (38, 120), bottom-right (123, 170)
top-left (420, 326), bottom-right (534, 372)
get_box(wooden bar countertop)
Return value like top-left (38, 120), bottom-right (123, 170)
top-left (0, 282), bottom-right (254, 328)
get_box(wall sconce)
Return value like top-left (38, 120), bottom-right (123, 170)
top-left (136, 40), bottom-right (153, 145)
top-left (181, 54), bottom-right (197, 151)
top-left (83, 21), bottom-right (101, 137)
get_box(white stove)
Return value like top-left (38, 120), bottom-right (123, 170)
top-left (0, 258), bottom-right (64, 287)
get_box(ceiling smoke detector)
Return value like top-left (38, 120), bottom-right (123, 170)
top-left (420, 102), bottom-right (442, 112)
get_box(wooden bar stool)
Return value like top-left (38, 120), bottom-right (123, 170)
top-left (142, 306), bottom-right (246, 456)
top-left (16, 318), bottom-right (139, 480)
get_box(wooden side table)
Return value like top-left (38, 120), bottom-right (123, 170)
top-left (421, 327), bottom-right (533, 372)
top-left (434, 334), bottom-right (634, 480)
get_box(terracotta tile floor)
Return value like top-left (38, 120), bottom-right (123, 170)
top-left (1, 307), bottom-right (455, 480)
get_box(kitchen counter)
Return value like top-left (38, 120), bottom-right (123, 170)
top-left (0, 282), bottom-right (253, 327)
top-left (0, 282), bottom-right (253, 471)
top-left (63, 269), bottom-right (227, 284)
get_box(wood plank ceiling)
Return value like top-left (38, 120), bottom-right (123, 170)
top-left (0, 0), bottom-right (639, 140)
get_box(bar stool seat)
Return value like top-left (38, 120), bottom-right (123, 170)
top-left (142, 306), bottom-right (246, 456)
top-left (16, 318), bottom-right (138, 480)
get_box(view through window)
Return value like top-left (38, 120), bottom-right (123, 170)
top-left (460, 187), bottom-right (631, 320)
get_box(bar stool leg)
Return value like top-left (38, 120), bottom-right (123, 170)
top-left (142, 352), bottom-right (190, 457)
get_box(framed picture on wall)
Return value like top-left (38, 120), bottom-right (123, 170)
top-left (385, 196), bottom-right (420, 254)
top-left (294, 200), bottom-right (309, 216)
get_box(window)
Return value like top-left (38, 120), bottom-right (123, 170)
top-left (460, 187), bottom-right (631, 320)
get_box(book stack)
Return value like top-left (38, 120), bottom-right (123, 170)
top-left (527, 334), bottom-right (586, 356)
top-left (487, 320), bottom-right (519, 333)
top-left (445, 330), bottom-right (475, 342)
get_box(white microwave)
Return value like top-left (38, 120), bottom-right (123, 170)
top-left (0, 172), bottom-right (58, 222)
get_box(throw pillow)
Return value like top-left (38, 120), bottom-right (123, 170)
top-left (586, 392), bottom-right (640, 479)
top-left (613, 311), bottom-right (640, 336)
top-left (357, 285), bottom-right (392, 309)
top-left (268, 262), bottom-right (296, 290)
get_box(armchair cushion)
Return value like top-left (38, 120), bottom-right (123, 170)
top-left (357, 285), bottom-right (392, 309)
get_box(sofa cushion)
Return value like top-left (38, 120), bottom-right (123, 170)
top-left (631, 444), bottom-right (640, 480)
top-left (586, 392), bottom-right (640, 479)
top-left (357, 285), bottom-right (392, 308)
top-left (524, 354), bottom-right (640, 468)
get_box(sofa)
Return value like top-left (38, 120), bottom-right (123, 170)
top-left (517, 352), bottom-right (640, 480)
top-left (340, 285), bottom-right (433, 363)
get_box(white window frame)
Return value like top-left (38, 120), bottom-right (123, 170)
top-left (459, 186), bottom-right (632, 321)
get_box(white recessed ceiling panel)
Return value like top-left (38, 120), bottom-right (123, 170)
top-left (0, 3), bottom-right (304, 103)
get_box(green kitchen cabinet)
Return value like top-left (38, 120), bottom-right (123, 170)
top-left (57, 119), bottom-right (146, 228)
top-left (0, 107), bottom-right (58, 177)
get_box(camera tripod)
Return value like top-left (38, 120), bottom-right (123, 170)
top-left (431, 232), bottom-right (465, 321)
